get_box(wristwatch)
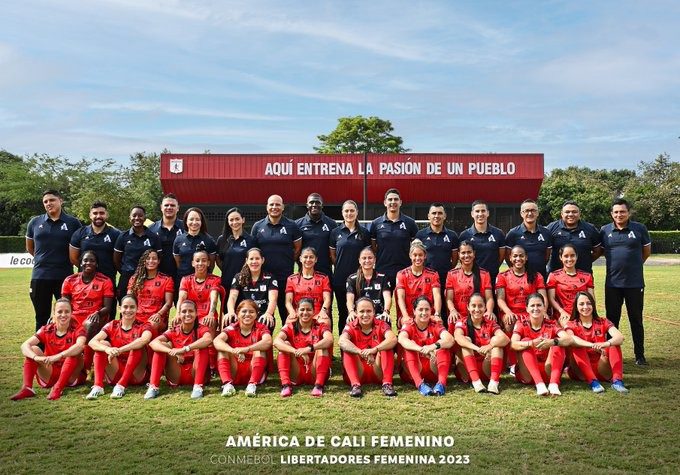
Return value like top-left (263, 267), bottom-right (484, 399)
top-left (553, 338), bottom-right (559, 347)
top-left (434, 342), bottom-right (441, 350)
top-left (184, 345), bottom-right (191, 353)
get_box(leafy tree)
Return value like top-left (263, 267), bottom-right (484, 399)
top-left (124, 152), bottom-right (163, 222)
top-left (315, 116), bottom-right (409, 153)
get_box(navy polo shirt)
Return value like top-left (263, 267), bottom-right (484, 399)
top-left (546, 220), bottom-right (601, 274)
top-left (415, 226), bottom-right (460, 281)
top-left (458, 224), bottom-right (506, 280)
top-left (251, 216), bottom-right (302, 280)
top-left (69, 224), bottom-right (121, 281)
top-left (173, 232), bottom-right (217, 279)
top-left (370, 213), bottom-right (419, 280)
top-left (26, 212), bottom-right (82, 280)
top-left (148, 219), bottom-right (184, 278)
top-left (600, 221), bottom-right (651, 288)
top-left (329, 224), bottom-right (371, 288)
top-left (216, 233), bottom-right (255, 290)
top-left (296, 213), bottom-right (339, 277)
top-left (505, 223), bottom-right (553, 279)
top-left (114, 227), bottom-right (163, 274)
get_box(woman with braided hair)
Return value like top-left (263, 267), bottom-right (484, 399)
top-left (127, 249), bottom-right (174, 333)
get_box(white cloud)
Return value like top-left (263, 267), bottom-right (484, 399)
top-left (89, 101), bottom-right (289, 121)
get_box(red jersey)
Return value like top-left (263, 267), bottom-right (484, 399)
top-left (513, 319), bottom-right (562, 359)
top-left (222, 321), bottom-right (271, 352)
top-left (279, 321), bottom-right (331, 349)
top-left (35, 322), bottom-right (87, 356)
top-left (128, 273), bottom-right (174, 323)
top-left (567, 318), bottom-right (613, 344)
top-left (495, 270), bottom-right (545, 315)
top-left (179, 274), bottom-right (223, 317)
top-left (342, 319), bottom-right (392, 350)
top-left (445, 268), bottom-right (492, 318)
top-left (395, 267), bottom-right (441, 313)
top-left (61, 272), bottom-right (115, 326)
top-left (162, 324), bottom-right (211, 363)
top-left (452, 318), bottom-right (501, 346)
top-left (400, 321), bottom-right (447, 347)
top-left (285, 272), bottom-right (331, 314)
top-left (546, 270), bottom-right (594, 315)
top-left (102, 320), bottom-right (153, 348)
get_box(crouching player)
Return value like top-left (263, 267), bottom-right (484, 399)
top-left (11, 299), bottom-right (87, 401)
top-left (453, 293), bottom-right (509, 394)
top-left (86, 295), bottom-right (154, 399)
top-left (339, 297), bottom-right (398, 398)
top-left (398, 296), bottom-right (454, 396)
top-left (213, 300), bottom-right (272, 397)
top-left (274, 298), bottom-right (333, 397)
top-left (145, 300), bottom-right (213, 399)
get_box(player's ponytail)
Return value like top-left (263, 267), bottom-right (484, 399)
top-left (355, 247), bottom-right (375, 295)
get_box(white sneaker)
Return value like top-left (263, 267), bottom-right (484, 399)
top-left (85, 385), bottom-right (104, 400)
top-left (245, 383), bottom-right (257, 397)
top-left (221, 382), bottom-right (236, 397)
top-left (536, 382), bottom-right (549, 396)
top-left (190, 385), bottom-right (204, 399)
top-left (548, 383), bottom-right (561, 396)
top-left (110, 384), bottom-right (126, 399)
top-left (487, 380), bottom-right (500, 395)
top-left (509, 364), bottom-right (516, 376)
top-left (471, 379), bottom-right (487, 393)
top-left (144, 385), bottom-right (159, 400)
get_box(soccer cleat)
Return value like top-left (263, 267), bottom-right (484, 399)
top-left (381, 383), bottom-right (397, 397)
top-left (110, 384), bottom-right (126, 399)
top-left (280, 384), bottom-right (293, 398)
top-left (311, 384), bottom-right (324, 397)
top-left (190, 385), bottom-right (204, 399)
top-left (589, 380), bottom-right (605, 394)
top-left (487, 380), bottom-right (500, 395)
top-left (10, 387), bottom-right (36, 401)
top-left (144, 386), bottom-right (160, 400)
top-left (548, 383), bottom-right (561, 396)
top-left (509, 364), bottom-right (516, 377)
top-left (471, 380), bottom-right (487, 393)
top-left (86, 385), bottom-right (104, 400)
top-left (245, 383), bottom-right (257, 397)
top-left (433, 382), bottom-right (446, 396)
top-left (635, 357), bottom-right (648, 366)
top-left (349, 384), bottom-right (363, 398)
top-left (418, 382), bottom-right (434, 396)
top-left (221, 382), bottom-right (236, 397)
top-left (47, 386), bottom-right (64, 401)
top-left (536, 382), bottom-right (549, 396)
top-left (611, 380), bottom-right (629, 393)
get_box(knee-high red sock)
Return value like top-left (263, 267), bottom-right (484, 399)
top-left (520, 349), bottom-right (544, 385)
top-left (217, 357), bottom-right (233, 384)
top-left (54, 356), bottom-right (80, 390)
top-left (208, 345), bottom-right (217, 371)
top-left (315, 355), bottom-right (331, 386)
top-left (117, 349), bottom-right (143, 387)
top-left (571, 348), bottom-right (597, 382)
top-left (193, 348), bottom-right (209, 386)
top-left (249, 356), bottom-right (267, 385)
top-left (93, 351), bottom-right (108, 387)
top-left (607, 345), bottom-right (624, 381)
top-left (149, 352), bottom-right (166, 387)
top-left (267, 349), bottom-right (274, 373)
top-left (277, 352), bottom-right (291, 386)
top-left (549, 347), bottom-right (565, 385)
top-left (403, 351), bottom-right (424, 387)
top-left (83, 346), bottom-right (94, 371)
top-left (22, 357), bottom-right (38, 388)
top-left (436, 350), bottom-right (451, 386)
top-left (343, 352), bottom-right (361, 386)
top-left (379, 350), bottom-right (394, 384)
top-left (505, 331), bottom-right (516, 366)
top-left (463, 355), bottom-right (481, 382)
top-left (490, 357), bottom-right (503, 383)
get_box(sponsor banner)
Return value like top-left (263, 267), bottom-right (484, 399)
top-left (0, 253), bottom-right (34, 268)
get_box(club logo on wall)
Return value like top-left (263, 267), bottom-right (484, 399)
top-left (170, 159), bottom-right (184, 174)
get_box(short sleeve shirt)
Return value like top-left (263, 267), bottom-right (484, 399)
top-left (102, 320), bottom-right (153, 348)
top-left (400, 321), bottom-right (446, 347)
top-left (179, 274), bottom-right (223, 317)
top-left (285, 272), bottom-right (331, 314)
top-left (346, 272), bottom-right (391, 314)
top-left (445, 268), bottom-right (492, 318)
top-left (600, 221), bottom-right (651, 288)
top-left (128, 273), bottom-right (174, 323)
top-left (279, 321), bottom-right (330, 349)
top-left (342, 319), bottom-right (392, 350)
top-left (329, 224), bottom-right (371, 287)
top-left (415, 227), bottom-right (460, 279)
top-left (458, 224), bottom-right (506, 281)
top-left (114, 228), bottom-right (163, 274)
top-left (495, 270), bottom-right (546, 315)
top-left (222, 321), bottom-right (270, 360)
top-left (546, 220), bottom-right (601, 273)
top-left (61, 272), bottom-right (115, 326)
top-left (173, 232), bottom-right (217, 279)
top-left (230, 272), bottom-right (279, 316)
top-left (148, 219), bottom-right (184, 278)
top-left (26, 212), bottom-right (82, 280)
top-left (296, 214), bottom-right (339, 277)
top-left (69, 224), bottom-right (121, 281)
top-left (251, 216), bottom-right (302, 280)
top-left (505, 224), bottom-right (553, 279)
top-left (369, 213), bottom-right (419, 280)
top-left (395, 267), bottom-right (440, 314)
top-left (546, 269), bottom-right (594, 315)
top-left (216, 233), bottom-right (255, 290)
top-left (35, 322), bottom-right (87, 356)
top-left (452, 318), bottom-right (501, 346)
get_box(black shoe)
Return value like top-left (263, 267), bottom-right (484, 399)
top-left (349, 384), bottom-right (363, 398)
top-left (381, 383), bottom-right (397, 397)
top-left (635, 357), bottom-right (648, 366)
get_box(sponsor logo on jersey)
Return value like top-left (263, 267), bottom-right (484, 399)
top-left (260, 285), bottom-right (266, 291)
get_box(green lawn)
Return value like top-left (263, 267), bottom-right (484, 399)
top-left (1, 267), bottom-right (679, 474)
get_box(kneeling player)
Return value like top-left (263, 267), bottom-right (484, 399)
top-left (339, 297), bottom-right (398, 398)
top-left (11, 299), bottom-right (87, 401)
top-left (274, 298), bottom-right (333, 397)
top-left (453, 294), bottom-right (509, 394)
top-left (398, 296), bottom-right (454, 396)
top-left (86, 295), bottom-right (154, 399)
top-left (145, 300), bottom-right (213, 399)
top-left (213, 299), bottom-right (272, 397)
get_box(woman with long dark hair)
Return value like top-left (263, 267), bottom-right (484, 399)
top-left (285, 247), bottom-right (332, 326)
top-left (395, 240), bottom-right (442, 327)
top-left (173, 207), bottom-right (217, 281)
top-left (547, 243), bottom-right (595, 325)
top-left (445, 240), bottom-right (494, 323)
top-left (127, 249), bottom-right (174, 333)
top-left (216, 207), bottom-right (254, 305)
top-left (346, 247), bottom-right (392, 325)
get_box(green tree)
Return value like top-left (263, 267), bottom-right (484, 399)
top-left (315, 116), bottom-right (409, 153)
top-left (124, 152), bottom-right (163, 222)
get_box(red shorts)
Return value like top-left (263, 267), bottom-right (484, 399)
top-left (289, 356), bottom-right (329, 386)
top-left (231, 358), bottom-right (268, 386)
top-left (341, 356), bottom-right (381, 385)
top-left (167, 362), bottom-right (211, 387)
top-left (453, 353), bottom-right (490, 383)
top-left (399, 354), bottom-right (438, 385)
top-left (36, 362), bottom-right (87, 388)
top-left (104, 355), bottom-right (149, 386)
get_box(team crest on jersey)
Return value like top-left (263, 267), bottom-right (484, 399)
top-left (177, 229), bottom-right (183, 235)
top-left (155, 281), bottom-right (161, 287)
top-left (280, 227), bottom-right (287, 235)
top-left (399, 223), bottom-right (406, 230)
top-left (578, 231), bottom-right (586, 239)
top-left (144, 239), bottom-right (151, 246)
top-left (322, 224), bottom-right (329, 232)
top-left (66, 337), bottom-right (73, 344)
top-left (443, 235), bottom-right (450, 243)
top-left (355, 234), bottom-right (361, 240)
top-left (104, 235), bottom-right (111, 243)
top-left (199, 241), bottom-right (205, 246)
top-left (425, 278), bottom-right (431, 283)
top-left (182, 242), bottom-right (187, 247)
top-left (520, 236), bottom-right (526, 240)
top-left (426, 236), bottom-right (431, 241)
top-left (260, 285), bottom-right (267, 291)
top-left (61, 223), bottom-right (69, 231)
top-left (488, 235), bottom-right (496, 242)
top-left (375, 283), bottom-right (381, 290)
top-left (240, 240), bottom-right (247, 247)
top-left (628, 231), bottom-right (636, 239)
top-left (93, 284), bottom-right (99, 290)
top-left (595, 329), bottom-right (602, 336)
top-left (315, 280), bottom-right (321, 286)
top-left (538, 234), bottom-right (545, 242)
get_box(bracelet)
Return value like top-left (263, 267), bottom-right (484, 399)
top-left (308, 344), bottom-right (314, 352)
top-left (184, 345), bottom-right (191, 353)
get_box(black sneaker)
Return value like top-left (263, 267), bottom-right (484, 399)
top-left (349, 384), bottom-right (363, 398)
top-left (635, 357), bottom-right (648, 366)
top-left (381, 383), bottom-right (397, 397)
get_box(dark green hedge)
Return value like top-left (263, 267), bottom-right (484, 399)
top-left (0, 236), bottom-right (26, 253)
top-left (650, 231), bottom-right (680, 254)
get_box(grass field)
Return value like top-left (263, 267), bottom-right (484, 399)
top-left (1, 266), bottom-right (679, 474)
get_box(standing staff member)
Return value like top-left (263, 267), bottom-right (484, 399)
top-left (599, 198), bottom-right (651, 366)
top-left (458, 200), bottom-right (506, 287)
top-left (296, 193), bottom-right (338, 277)
top-left (26, 189), bottom-right (81, 330)
top-left (149, 193), bottom-right (184, 301)
top-left (251, 195), bottom-right (302, 323)
top-left (216, 207), bottom-right (254, 303)
top-left (546, 200), bottom-right (602, 274)
top-left (505, 199), bottom-right (552, 280)
top-left (330, 200), bottom-right (371, 334)
top-left (173, 207), bottom-right (217, 281)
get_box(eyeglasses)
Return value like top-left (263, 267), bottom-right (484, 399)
top-left (522, 209), bottom-right (538, 214)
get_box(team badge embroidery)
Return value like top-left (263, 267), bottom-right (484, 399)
top-left (538, 234), bottom-right (545, 242)
top-left (104, 235), bottom-right (111, 243)
top-left (260, 285), bottom-right (267, 291)
top-left (240, 240), bottom-right (247, 247)
top-left (578, 231), bottom-right (586, 239)
top-left (488, 235), bottom-right (496, 242)
top-left (443, 235), bottom-right (450, 243)
top-left (322, 224), bottom-right (329, 232)
top-left (144, 239), bottom-right (150, 246)
top-left (375, 284), bottom-right (381, 290)
top-left (628, 231), bottom-right (636, 239)
top-left (280, 227), bottom-right (287, 235)
top-left (61, 223), bottom-right (68, 231)
top-left (399, 223), bottom-right (406, 230)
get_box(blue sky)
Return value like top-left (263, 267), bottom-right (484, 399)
top-left (2, 0), bottom-right (678, 170)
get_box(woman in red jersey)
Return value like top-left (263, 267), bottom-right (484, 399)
top-left (565, 292), bottom-right (629, 393)
top-left (285, 247), bottom-right (332, 326)
top-left (86, 294), bottom-right (154, 399)
top-left (396, 240), bottom-right (442, 327)
top-left (453, 294), bottom-right (509, 394)
top-left (127, 249), bottom-right (174, 333)
top-left (445, 240), bottom-right (494, 324)
top-left (176, 247), bottom-right (223, 329)
top-left (547, 244), bottom-right (594, 324)
top-left (511, 293), bottom-right (571, 396)
top-left (213, 300), bottom-right (272, 397)
top-left (398, 296), bottom-right (454, 396)
top-left (10, 299), bottom-right (87, 401)
top-left (274, 298), bottom-right (333, 398)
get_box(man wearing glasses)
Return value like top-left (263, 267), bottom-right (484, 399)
top-left (505, 199), bottom-right (552, 280)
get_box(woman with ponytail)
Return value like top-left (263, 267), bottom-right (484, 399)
top-left (395, 240), bottom-right (442, 328)
top-left (547, 243), bottom-right (594, 325)
top-left (445, 240), bottom-right (494, 324)
top-left (216, 208), bottom-right (254, 304)
top-left (346, 247), bottom-right (392, 326)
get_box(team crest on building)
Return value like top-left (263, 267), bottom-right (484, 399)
top-left (170, 159), bottom-right (183, 174)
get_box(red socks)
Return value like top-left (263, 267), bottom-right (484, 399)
top-left (343, 352), bottom-right (361, 386)
top-left (93, 351), bottom-right (108, 387)
top-left (53, 356), bottom-right (79, 391)
top-left (315, 355), bottom-right (331, 386)
top-left (403, 351), bottom-right (424, 387)
top-left (118, 349), bottom-right (143, 387)
top-left (607, 345), bottom-right (624, 381)
top-left (217, 357), bottom-right (233, 384)
top-left (463, 355), bottom-right (480, 382)
top-left (549, 347), bottom-right (565, 385)
top-left (490, 357), bottom-right (503, 383)
top-left (520, 349), bottom-right (544, 385)
top-left (193, 348), bottom-right (209, 386)
top-left (149, 352), bottom-right (166, 387)
top-left (277, 352), bottom-right (291, 386)
top-left (379, 350), bottom-right (394, 385)
top-left (249, 356), bottom-right (267, 385)
top-left (22, 357), bottom-right (38, 388)
top-left (571, 348), bottom-right (597, 382)
top-left (436, 350), bottom-right (451, 386)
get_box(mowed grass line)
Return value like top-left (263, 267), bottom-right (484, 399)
top-left (1, 267), bottom-right (679, 474)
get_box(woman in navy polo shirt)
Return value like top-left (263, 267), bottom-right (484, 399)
top-left (216, 207), bottom-right (254, 305)
top-left (173, 207), bottom-right (217, 283)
